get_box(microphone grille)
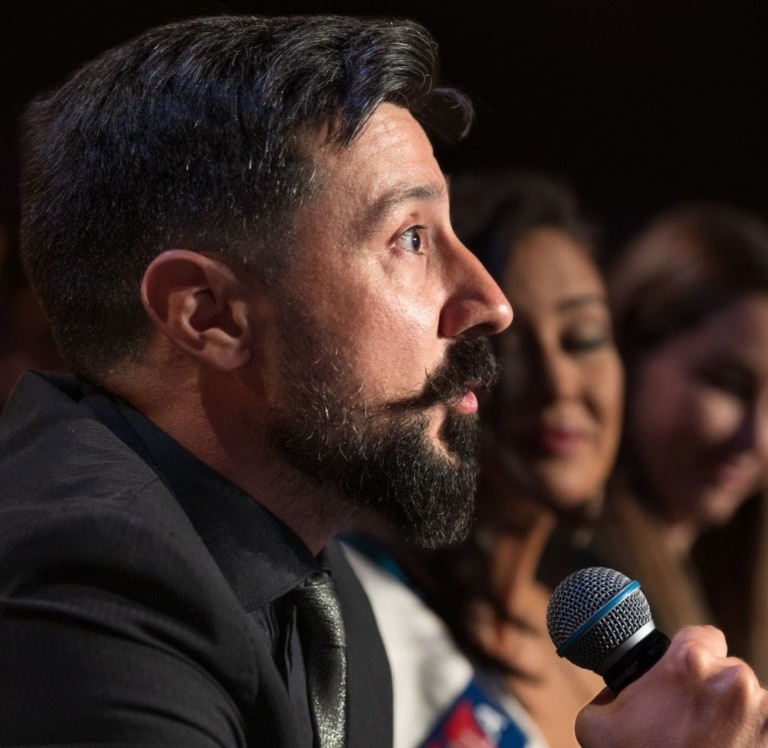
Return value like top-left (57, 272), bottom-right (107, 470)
top-left (546, 566), bottom-right (653, 671)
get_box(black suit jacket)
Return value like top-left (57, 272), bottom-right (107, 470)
top-left (0, 373), bottom-right (392, 747)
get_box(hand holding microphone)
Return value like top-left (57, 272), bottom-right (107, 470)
top-left (547, 567), bottom-right (768, 747)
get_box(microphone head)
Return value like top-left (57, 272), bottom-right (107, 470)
top-left (546, 566), bottom-right (654, 672)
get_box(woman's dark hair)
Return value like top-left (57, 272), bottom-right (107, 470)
top-left (20, 14), bottom-right (472, 383)
top-left (450, 169), bottom-right (597, 284)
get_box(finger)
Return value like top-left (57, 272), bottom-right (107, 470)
top-left (672, 625), bottom-right (728, 659)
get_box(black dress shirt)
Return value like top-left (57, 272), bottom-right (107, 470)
top-left (0, 372), bottom-right (392, 746)
top-left (84, 385), bottom-right (320, 745)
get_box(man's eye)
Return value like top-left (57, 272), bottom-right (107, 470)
top-left (398, 226), bottom-right (424, 253)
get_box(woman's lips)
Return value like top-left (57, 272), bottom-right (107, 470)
top-left (536, 425), bottom-right (587, 456)
top-left (708, 458), bottom-right (757, 493)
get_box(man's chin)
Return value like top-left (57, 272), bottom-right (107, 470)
top-left (405, 511), bottom-right (474, 550)
top-left (373, 481), bottom-right (477, 549)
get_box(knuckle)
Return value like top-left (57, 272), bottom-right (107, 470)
top-left (714, 660), bottom-right (761, 703)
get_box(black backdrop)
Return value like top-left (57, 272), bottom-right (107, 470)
top-left (2, 0), bottom-right (766, 255)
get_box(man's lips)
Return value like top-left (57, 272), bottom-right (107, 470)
top-left (454, 389), bottom-right (478, 414)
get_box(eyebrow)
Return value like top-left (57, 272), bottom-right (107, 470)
top-left (365, 182), bottom-right (447, 229)
top-left (557, 293), bottom-right (610, 312)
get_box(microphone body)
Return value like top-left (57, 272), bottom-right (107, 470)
top-left (546, 566), bottom-right (670, 692)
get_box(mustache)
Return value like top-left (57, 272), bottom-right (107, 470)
top-left (394, 337), bottom-right (500, 411)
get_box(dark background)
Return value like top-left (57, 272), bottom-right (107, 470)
top-left (2, 0), bottom-right (767, 255)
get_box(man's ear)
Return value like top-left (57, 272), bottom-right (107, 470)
top-left (141, 250), bottom-right (252, 371)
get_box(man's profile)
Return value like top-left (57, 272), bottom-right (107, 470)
top-left (0, 14), bottom-right (510, 746)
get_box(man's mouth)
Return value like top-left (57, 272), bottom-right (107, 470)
top-left (453, 389), bottom-right (479, 414)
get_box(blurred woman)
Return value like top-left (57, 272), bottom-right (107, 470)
top-left (343, 171), bottom-right (623, 747)
top-left (569, 202), bottom-right (768, 683)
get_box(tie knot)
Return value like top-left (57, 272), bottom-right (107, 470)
top-left (291, 571), bottom-right (346, 648)
top-left (296, 570), bottom-right (334, 596)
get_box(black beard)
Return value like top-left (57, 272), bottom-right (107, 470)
top-left (269, 336), bottom-right (499, 548)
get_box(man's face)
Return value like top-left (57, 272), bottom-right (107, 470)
top-left (263, 104), bottom-right (512, 547)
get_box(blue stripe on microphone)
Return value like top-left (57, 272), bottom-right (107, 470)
top-left (556, 580), bottom-right (640, 657)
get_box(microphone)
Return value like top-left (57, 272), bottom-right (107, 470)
top-left (546, 566), bottom-right (670, 692)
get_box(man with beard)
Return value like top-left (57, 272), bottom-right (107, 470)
top-left (0, 14), bottom-right (510, 748)
top-left (2, 13), bottom-right (768, 748)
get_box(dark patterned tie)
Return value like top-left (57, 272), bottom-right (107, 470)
top-left (291, 571), bottom-right (348, 748)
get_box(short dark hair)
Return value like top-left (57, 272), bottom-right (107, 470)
top-left (20, 14), bottom-right (472, 382)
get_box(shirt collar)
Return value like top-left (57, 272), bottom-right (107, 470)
top-left (84, 382), bottom-right (322, 612)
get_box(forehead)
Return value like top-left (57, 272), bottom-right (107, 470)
top-left (312, 103), bottom-right (448, 214)
top-left (502, 227), bottom-right (604, 306)
top-left (674, 294), bottom-right (768, 362)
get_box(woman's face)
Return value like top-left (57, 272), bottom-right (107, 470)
top-left (627, 293), bottom-right (768, 530)
top-left (487, 227), bottom-right (624, 513)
